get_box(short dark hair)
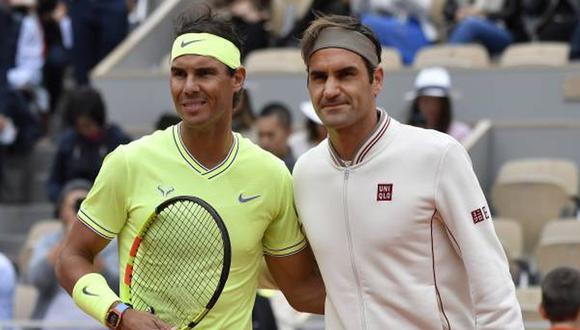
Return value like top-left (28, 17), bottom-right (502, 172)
top-left (173, 3), bottom-right (245, 106)
top-left (54, 179), bottom-right (92, 218)
top-left (37, 0), bottom-right (58, 16)
top-left (232, 89), bottom-right (255, 132)
top-left (173, 3), bottom-right (243, 76)
top-left (541, 266), bottom-right (580, 323)
top-left (300, 14), bottom-right (382, 82)
top-left (259, 103), bottom-right (292, 130)
top-left (64, 86), bottom-right (106, 127)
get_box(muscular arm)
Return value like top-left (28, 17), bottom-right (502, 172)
top-left (56, 220), bottom-right (110, 294)
top-left (265, 244), bottom-right (325, 314)
top-left (56, 220), bottom-right (175, 330)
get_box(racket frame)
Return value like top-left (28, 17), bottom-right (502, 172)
top-left (122, 196), bottom-right (231, 329)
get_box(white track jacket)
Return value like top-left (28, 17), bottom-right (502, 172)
top-left (293, 110), bottom-right (523, 330)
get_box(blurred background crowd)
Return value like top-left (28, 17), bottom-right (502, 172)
top-left (1, 0), bottom-right (580, 329)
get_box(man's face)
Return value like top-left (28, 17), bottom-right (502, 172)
top-left (170, 55), bottom-right (245, 130)
top-left (417, 95), bottom-right (444, 128)
top-left (257, 115), bottom-right (290, 158)
top-left (307, 48), bottom-right (383, 132)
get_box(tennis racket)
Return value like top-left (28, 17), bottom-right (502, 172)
top-left (123, 196), bottom-right (231, 329)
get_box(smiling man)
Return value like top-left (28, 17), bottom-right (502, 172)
top-left (293, 15), bottom-right (523, 330)
top-left (55, 4), bottom-right (324, 330)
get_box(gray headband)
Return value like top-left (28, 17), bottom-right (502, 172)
top-left (306, 27), bottom-right (380, 67)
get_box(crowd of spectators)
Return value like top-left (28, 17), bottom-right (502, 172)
top-left (0, 0), bottom-right (131, 203)
top-left (1, 0), bottom-right (579, 199)
top-left (1, 0), bottom-right (578, 192)
top-left (0, 0), bottom-right (579, 328)
top-left (215, 0), bottom-right (580, 63)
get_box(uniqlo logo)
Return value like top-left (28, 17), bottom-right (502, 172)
top-left (471, 208), bottom-right (485, 224)
top-left (377, 184), bottom-right (393, 201)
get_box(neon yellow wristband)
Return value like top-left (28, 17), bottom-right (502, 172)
top-left (72, 273), bottom-right (121, 325)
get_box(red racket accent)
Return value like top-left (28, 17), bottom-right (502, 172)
top-left (130, 236), bottom-right (142, 257)
top-left (124, 265), bottom-right (133, 285)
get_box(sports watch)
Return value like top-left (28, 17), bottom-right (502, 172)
top-left (105, 302), bottom-right (131, 329)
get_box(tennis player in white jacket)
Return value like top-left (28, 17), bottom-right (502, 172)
top-left (293, 14), bottom-right (524, 330)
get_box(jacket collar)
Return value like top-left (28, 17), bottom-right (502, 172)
top-left (328, 108), bottom-right (393, 167)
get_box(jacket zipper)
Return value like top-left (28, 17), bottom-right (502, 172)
top-left (343, 167), bottom-right (367, 329)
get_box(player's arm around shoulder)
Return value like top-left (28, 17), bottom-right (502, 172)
top-left (260, 156), bottom-right (325, 314)
top-left (265, 245), bottom-right (326, 314)
top-left (56, 220), bottom-right (112, 296)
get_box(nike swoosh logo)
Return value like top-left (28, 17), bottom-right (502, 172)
top-left (82, 286), bottom-right (99, 297)
top-left (238, 193), bottom-right (260, 203)
top-left (181, 39), bottom-right (203, 48)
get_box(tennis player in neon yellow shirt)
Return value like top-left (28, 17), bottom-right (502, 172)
top-left (55, 4), bottom-right (325, 330)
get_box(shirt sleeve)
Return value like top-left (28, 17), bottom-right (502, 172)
top-left (262, 167), bottom-right (307, 257)
top-left (435, 141), bottom-right (524, 329)
top-left (77, 146), bottom-right (129, 240)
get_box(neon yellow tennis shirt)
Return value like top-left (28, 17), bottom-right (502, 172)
top-left (78, 125), bottom-right (306, 329)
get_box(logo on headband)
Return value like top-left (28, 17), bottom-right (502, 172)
top-left (181, 39), bottom-right (203, 48)
top-left (172, 33), bottom-right (241, 68)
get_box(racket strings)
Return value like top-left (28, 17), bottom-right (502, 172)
top-left (129, 200), bottom-right (226, 327)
